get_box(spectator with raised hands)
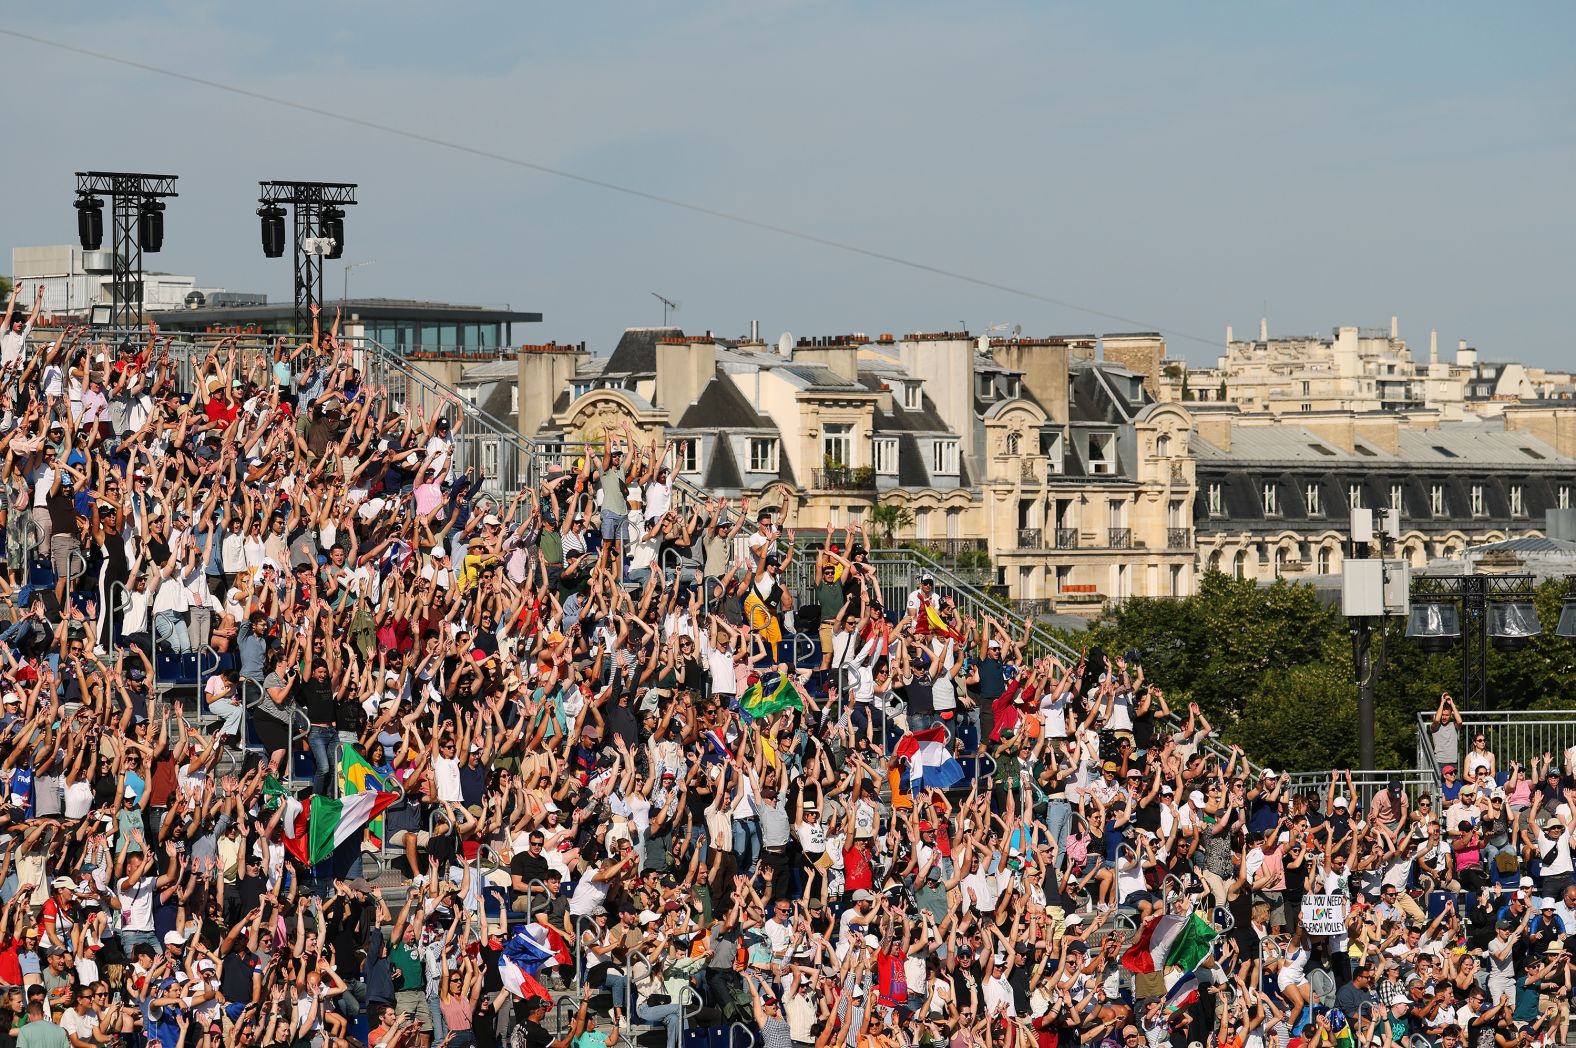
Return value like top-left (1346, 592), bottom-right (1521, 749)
top-left (0, 319), bottom-right (1573, 1048)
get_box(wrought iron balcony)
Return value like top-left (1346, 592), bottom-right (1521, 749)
top-left (812, 466), bottom-right (876, 491)
top-left (1168, 527), bottom-right (1192, 549)
top-left (1108, 527), bottom-right (1133, 549)
top-left (1053, 528), bottom-right (1079, 550)
top-left (1016, 527), bottom-right (1043, 550)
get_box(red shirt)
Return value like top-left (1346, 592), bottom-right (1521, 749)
top-left (204, 397), bottom-right (239, 428)
top-left (0, 936), bottom-right (21, 986)
top-left (843, 843), bottom-right (874, 892)
top-left (875, 949), bottom-right (907, 1007)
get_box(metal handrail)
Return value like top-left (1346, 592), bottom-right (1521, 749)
top-left (573, 914), bottom-right (598, 987)
top-left (513, 877), bottom-right (552, 925)
top-left (65, 549), bottom-right (88, 601)
top-left (551, 997), bottom-right (579, 1042)
top-left (1280, 770), bottom-right (1434, 806)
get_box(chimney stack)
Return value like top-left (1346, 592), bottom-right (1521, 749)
top-left (750, 319), bottom-right (759, 342)
top-left (1259, 317), bottom-right (1268, 342)
top-left (1390, 315), bottom-right (1398, 340)
top-left (1429, 329), bottom-right (1438, 364)
top-left (1225, 324), bottom-right (1233, 346)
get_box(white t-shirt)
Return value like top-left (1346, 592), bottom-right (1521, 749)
top-left (117, 874), bottom-right (157, 931)
top-left (568, 872), bottom-right (611, 917)
top-left (432, 756), bottom-right (462, 803)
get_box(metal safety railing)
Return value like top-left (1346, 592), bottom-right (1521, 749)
top-left (1417, 710), bottom-right (1576, 786)
top-left (1281, 770), bottom-right (1435, 806)
top-left (783, 544), bottom-right (1081, 662)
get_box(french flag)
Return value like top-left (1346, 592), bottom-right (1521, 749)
top-left (893, 727), bottom-right (965, 791)
top-left (703, 728), bottom-right (733, 764)
top-left (1163, 969), bottom-right (1200, 1012)
top-left (498, 928), bottom-right (556, 1000)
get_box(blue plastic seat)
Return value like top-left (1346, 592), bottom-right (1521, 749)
top-left (28, 559), bottom-right (55, 589)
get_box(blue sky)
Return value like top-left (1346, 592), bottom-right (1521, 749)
top-left (5, 3), bottom-right (1574, 365)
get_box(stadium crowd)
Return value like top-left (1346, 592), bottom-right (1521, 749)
top-left (0, 283), bottom-right (1575, 1048)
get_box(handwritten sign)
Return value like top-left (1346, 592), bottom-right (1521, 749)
top-left (1300, 893), bottom-right (1349, 936)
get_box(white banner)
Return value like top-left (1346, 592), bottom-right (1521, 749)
top-left (1300, 893), bottom-right (1348, 936)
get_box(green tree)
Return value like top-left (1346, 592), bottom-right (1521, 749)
top-left (0, 276), bottom-right (10, 300)
top-left (1080, 573), bottom-right (1576, 775)
top-left (868, 503), bottom-right (913, 546)
top-left (1089, 573), bottom-right (1338, 724)
top-left (1232, 654), bottom-right (1362, 771)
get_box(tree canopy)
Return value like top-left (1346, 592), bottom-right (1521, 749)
top-left (1074, 572), bottom-right (1576, 774)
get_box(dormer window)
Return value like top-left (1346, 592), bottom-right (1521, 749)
top-left (932, 439), bottom-right (960, 475)
top-left (1088, 433), bottom-right (1115, 475)
top-left (1042, 432), bottom-right (1063, 475)
top-left (902, 382), bottom-right (922, 410)
top-left (976, 374), bottom-right (995, 400)
top-left (748, 437), bottom-right (779, 473)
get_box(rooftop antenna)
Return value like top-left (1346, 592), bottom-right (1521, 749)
top-left (651, 292), bottom-right (679, 326)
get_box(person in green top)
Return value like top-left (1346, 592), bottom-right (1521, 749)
top-left (599, 427), bottom-right (630, 546)
top-left (993, 728), bottom-right (1023, 808)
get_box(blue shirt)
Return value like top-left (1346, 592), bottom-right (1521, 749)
top-left (237, 621), bottom-right (270, 683)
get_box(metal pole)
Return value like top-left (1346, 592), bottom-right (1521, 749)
top-left (1354, 618), bottom-right (1375, 771)
top-left (1464, 575), bottom-right (1487, 710)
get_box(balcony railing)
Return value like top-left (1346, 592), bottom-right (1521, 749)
top-left (1108, 527), bottom-right (1133, 549)
top-left (1016, 527), bottom-right (1043, 550)
top-left (910, 538), bottom-right (987, 557)
top-left (1168, 527), bottom-right (1192, 549)
top-left (812, 467), bottom-right (875, 491)
top-left (1053, 528), bottom-right (1079, 550)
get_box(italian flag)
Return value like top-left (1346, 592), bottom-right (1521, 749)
top-left (340, 744), bottom-right (391, 850)
top-left (1121, 913), bottom-right (1217, 975)
top-left (281, 791), bottom-right (400, 867)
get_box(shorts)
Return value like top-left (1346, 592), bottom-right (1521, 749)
top-left (819, 623), bottom-right (836, 655)
top-left (388, 830), bottom-right (430, 849)
top-left (50, 535), bottom-right (80, 585)
top-left (601, 512), bottom-right (625, 542)
top-left (395, 989), bottom-right (432, 1030)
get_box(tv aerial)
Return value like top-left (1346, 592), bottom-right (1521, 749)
top-left (651, 292), bottom-right (679, 325)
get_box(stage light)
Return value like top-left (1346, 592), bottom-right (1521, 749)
top-left (259, 203), bottom-right (287, 258)
top-left (319, 206), bottom-right (345, 259)
top-left (137, 200), bottom-right (165, 252)
top-left (74, 193), bottom-right (104, 251)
